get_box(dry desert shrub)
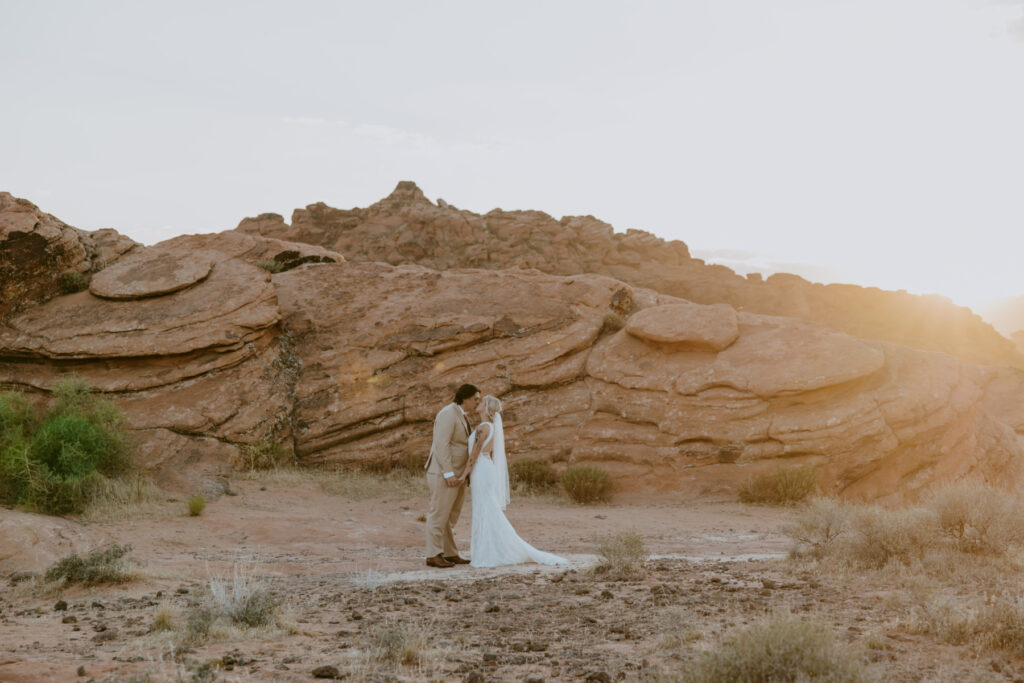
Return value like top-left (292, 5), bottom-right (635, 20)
top-left (787, 484), bottom-right (1024, 571)
top-left (44, 543), bottom-right (134, 585)
top-left (839, 504), bottom-right (935, 569)
top-left (238, 438), bottom-right (291, 471)
top-left (908, 591), bottom-right (1024, 657)
top-left (784, 497), bottom-right (851, 559)
top-left (925, 484), bottom-right (1024, 555)
top-left (561, 464), bottom-right (613, 503)
top-left (593, 531), bottom-right (648, 579)
top-left (679, 613), bottom-right (869, 683)
top-left (738, 465), bottom-right (818, 506)
top-left (510, 458), bottom-right (558, 493)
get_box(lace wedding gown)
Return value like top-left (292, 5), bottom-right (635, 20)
top-left (468, 420), bottom-right (567, 568)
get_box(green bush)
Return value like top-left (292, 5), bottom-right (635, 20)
top-left (58, 271), bottom-right (90, 294)
top-left (561, 464), bottom-right (613, 504)
top-left (188, 494), bottom-right (206, 516)
top-left (510, 458), bottom-right (558, 493)
top-left (0, 378), bottom-right (132, 515)
top-left (738, 466), bottom-right (818, 506)
top-left (44, 543), bottom-right (133, 585)
top-left (681, 613), bottom-right (867, 683)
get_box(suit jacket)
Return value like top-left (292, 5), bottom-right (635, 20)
top-left (425, 403), bottom-right (471, 476)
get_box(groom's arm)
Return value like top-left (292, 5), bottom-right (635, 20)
top-left (431, 408), bottom-right (457, 479)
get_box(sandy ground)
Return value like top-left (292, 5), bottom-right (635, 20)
top-left (0, 474), bottom-right (1018, 682)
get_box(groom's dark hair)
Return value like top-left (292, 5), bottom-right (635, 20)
top-left (453, 384), bottom-right (479, 404)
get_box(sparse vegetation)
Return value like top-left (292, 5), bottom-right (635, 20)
top-left (561, 464), bottom-right (612, 503)
top-left (738, 465), bottom-right (817, 506)
top-left (925, 483), bottom-right (1024, 555)
top-left (680, 613), bottom-right (868, 683)
top-left (150, 602), bottom-right (176, 632)
top-left (593, 531), bottom-right (647, 579)
top-left (784, 497), bottom-right (850, 559)
top-left (365, 620), bottom-right (430, 665)
top-left (43, 543), bottom-right (134, 585)
top-left (188, 494), bottom-right (206, 516)
top-left (238, 437), bottom-right (291, 471)
top-left (58, 270), bottom-right (90, 294)
top-left (510, 458), bottom-right (557, 493)
top-left (0, 378), bottom-right (133, 515)
top-left (359, 452), bottom-right (425, 474)
top-left (601, 311), bottom-right (625, 334)
top-left (182, 563), bottom-right (284, 645)
top-left (255, 259), bottom-right (285, 273)
top-left (787, 486), bottom-right (1024, 570)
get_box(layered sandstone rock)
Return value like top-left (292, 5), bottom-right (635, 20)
top-left (0, 196), bottom-right (343, 495)
top-left (2, 193), bottom-right (1022, 503)
top-left (0, 192), bottom-right (137, 319)
top-left (273, 261), bottom-right (1024, 502)
top-left (235, 182), bottom-right (1022, 369)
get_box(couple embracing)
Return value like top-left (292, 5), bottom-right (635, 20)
top-left (424, 384), bottom-right (567, 569)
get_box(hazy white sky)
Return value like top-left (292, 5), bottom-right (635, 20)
top-left (2, 0), bottom-right (1022, 308)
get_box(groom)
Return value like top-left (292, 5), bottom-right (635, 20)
top-left (424, 383), bottom-right (479, 568)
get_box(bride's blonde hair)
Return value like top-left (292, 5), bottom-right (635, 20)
top-left (483, 395), bottom-right (502, 420)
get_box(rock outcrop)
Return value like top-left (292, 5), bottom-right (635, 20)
top-left (2, 191), bottom-right (1022, 503)
top-left (236, 182), bottom-right (1023, 369)
top-left (0, 195), bottom-right (343, 495)
top-left (0, 192), bottom-right (137, 320)
top-left (271, 261), bottom-right (1024, 502)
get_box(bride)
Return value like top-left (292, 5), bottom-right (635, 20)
top-left (456, 395), bottom-right (567, 568)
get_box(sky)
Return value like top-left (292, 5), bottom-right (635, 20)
top-left (2, 0), bottom-right (1023, 310)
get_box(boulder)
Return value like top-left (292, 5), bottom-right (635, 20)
top-left (625, 302), bottom-right (739, 351)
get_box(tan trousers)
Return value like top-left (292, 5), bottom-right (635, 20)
top-left (425, 472), bottom-right (467, 558)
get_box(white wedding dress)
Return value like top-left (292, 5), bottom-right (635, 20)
top-left (468, 416), bottom-right (567, 568)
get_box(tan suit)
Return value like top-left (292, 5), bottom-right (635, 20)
top-left (424, 403), bottom-right (471, 558)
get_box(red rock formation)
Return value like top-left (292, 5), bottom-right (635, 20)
top-left (271, 261), bottom-right (1024, 502)
top-left (2, 192), bottom-right (1022, 502)
top-left (0, 192), bottom-right (137, 319)
top-left (236, 181), bottom-right (1023, 369)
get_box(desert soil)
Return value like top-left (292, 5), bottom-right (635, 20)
top-left (0, 474), bottom-right (1017, 682)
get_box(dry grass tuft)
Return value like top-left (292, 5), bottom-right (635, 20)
top-left (593, 531), bottom-right (647, 579)
top-left (738, 465), bottom-right (818, 506)
top-left (179, 562), bottom-right (285, 645)
top-left (365, 619), bottom-right (431, 665)
top-left (149, 601), bottom-right (176, 632)
top-left (78, 473), bottom-right (170, 522)
top-left (680, 612), bottom-right (868, 682)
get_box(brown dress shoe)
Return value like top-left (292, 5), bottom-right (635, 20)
top-left (426, 554), bottom-right (454, 568)
top-left (444, 555), bottom-right (471, 565)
